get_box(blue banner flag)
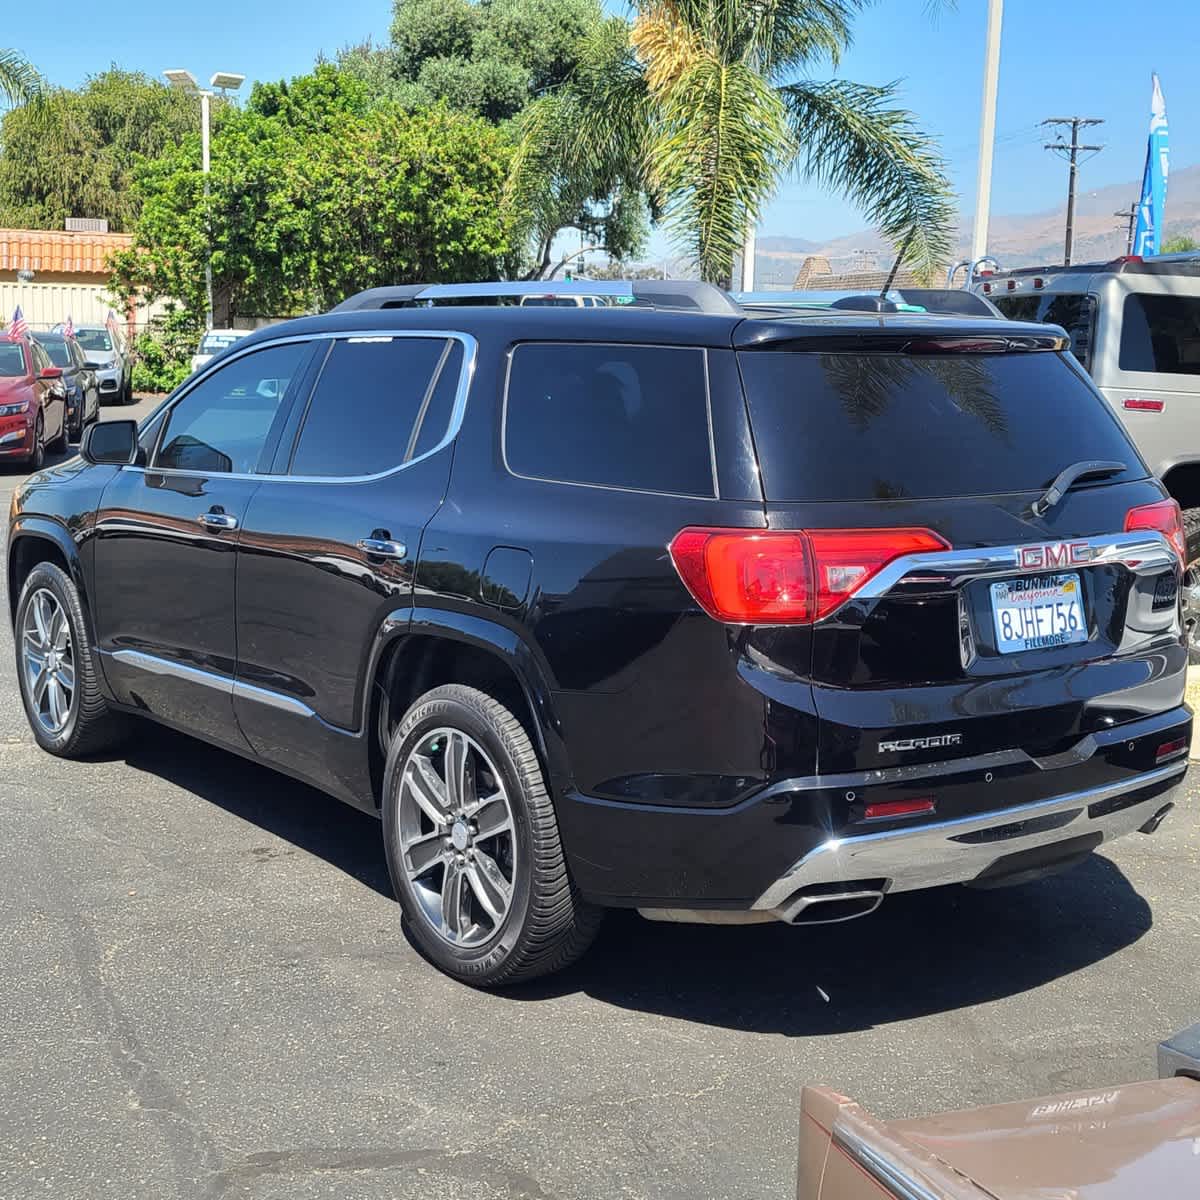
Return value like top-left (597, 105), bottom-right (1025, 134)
top-left (1133, 74), bottom-right (1169, 256)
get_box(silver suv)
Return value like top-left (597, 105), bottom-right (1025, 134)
top-left (976, 253), bottom-right (1200, 655)
top-left (71, 325), bottom-right (132, 405)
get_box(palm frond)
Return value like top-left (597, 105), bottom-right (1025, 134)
top-left (0, 49), bottom-right (42, 106)
top-left (737, 0), bottom-right (866, 75)
top-left (780, 78), bottom-right (955, 283)
top-left (652, 55), bottom-right (790, 281)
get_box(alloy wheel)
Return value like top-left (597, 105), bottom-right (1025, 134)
top-left (397, 727), bottom-right (517, 948)
top-left (21, 588), bottom-right (75, 735)
top-left (1184, 565), bottom-right (1200, 659)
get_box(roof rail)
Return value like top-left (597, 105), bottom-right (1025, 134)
top-left (330, 279), bottom-right (742, 315)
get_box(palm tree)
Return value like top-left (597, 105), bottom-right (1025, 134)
top-left (0, 49), bottom-right (42, 106)
top-left (513, 1), bottom-right (955, 285)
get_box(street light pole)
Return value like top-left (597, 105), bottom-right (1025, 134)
top-left (164, 69), bottom-right (245, 331)
top-left (971, 0), bottom-right (1004, 262)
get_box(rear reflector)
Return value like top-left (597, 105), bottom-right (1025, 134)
top-left (1123, 397), bottom-right (1165, 412)
top-left (669, 527), bottom-right (949, 625)
top-left (1155, 737), bottom-right (1188, 764)
top-left (1124, 498), bottom-right (1185, 561)
top-left (864, 798), bottom-right (936, 820)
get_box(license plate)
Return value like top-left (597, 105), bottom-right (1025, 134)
top-left (990, 573), bottom-right (1087, 653)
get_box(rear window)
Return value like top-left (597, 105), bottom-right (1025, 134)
top-left (37, 339), bottom-right (71, 367)
top-left (75, 329), bottom-right (112, 352)
top-left (738, 350), bottom-right (1142, 502)
top-left (992, 292), bottom-right (1095, 368)
top-left (1118, 293), bottom-right (1200, 374)
top-left (505, 343), bottom-right (714, 496)
top-left (0, 343), bottom-right (25, 376)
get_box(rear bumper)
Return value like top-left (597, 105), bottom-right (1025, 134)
top-left (753, 760), bottom-right (1185, 914)
top-left (559, 706), bottom-right (1191, 909)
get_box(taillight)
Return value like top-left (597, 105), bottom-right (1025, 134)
top-left (1125, 499), bottom-right (1185, 561)
top-left (669, 527), bottom-right (949, 625)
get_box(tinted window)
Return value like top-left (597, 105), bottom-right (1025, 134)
top-left (75, 329), bottom-right (112, 352)
top-left (289, 336), bottom-right (448, 477)
top-left (505, 344), bottom-right (714, 496)
top-left (155, 341), bottom-right (307, 474)
top-left (0, 343), bottom-right (26, 376)
top-left (739, 350), bottom-right (1142, 502)
top-left (1119, 293), bottom-right (1200, 374)
top-left (992, 295), bottom-right (1040, 321)
top-left (411, 341), bottom-right (463, 460)
top-left (993, 293), bottom-right (1094, 369)
top-left (37, 338), bottom-right (71, 367)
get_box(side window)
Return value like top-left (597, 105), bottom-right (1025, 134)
top-left (992, 295), bottom-right (1040, 322)
top-left (410, 341), bottom-right (464, 460)
top-left (1039, 294), bottom-right (1096, 371)
top-left (505, 343), bottom-right (714, 497)
top-left (154, 341), bottom-right (308, 474)
top-left (288, 336), bottom-right (449, 478)
top-left (1118, 293), bottom-right (1200, 375)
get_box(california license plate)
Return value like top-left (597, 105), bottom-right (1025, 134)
top-left (990, 573), bottom-right (1087, 653)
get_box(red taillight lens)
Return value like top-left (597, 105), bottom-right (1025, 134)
top-left (1155, 737), bottom-right (1188, 764)
top-left (669, 527), bottom-right (949, 625)
top-left (1122, 397), bottom-right (1165, 412)
top-left (864, 797), bottom-right (936, 820)
top-left (1125, 498), bottom-right (1185, 561)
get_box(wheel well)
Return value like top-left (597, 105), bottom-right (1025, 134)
top-left (367, 635), bottom-right (540, 805)
top-left (7, 535), bottom-right (70, 623)
top-left (1161, 462), bottom-right (1200, 512)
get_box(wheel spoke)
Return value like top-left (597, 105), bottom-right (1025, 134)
top-left (403, 829), bottom-right (447, 878)
top-left (471, 794), bottom-right (512, 841)
top-left (50, 608), bottom-right (69, 652)
top-left (22, 628), bottom-right (44, 659)
top-left (56, 660), bottom-right (75, 693)
top-left (46, 678), bottom-right (65, 727)
top-left (31, 664), bottom-right (50, 704)
top-left (406, 753), bottom-right (450, 826)
top-left (465, 850), bottom-right (511, 923)
top-left (30, 594), bottom-right (51, 646)
top-left (441, 860), bottom-right (466, 937)
top-left (444, 731), bottom-right (468, 812)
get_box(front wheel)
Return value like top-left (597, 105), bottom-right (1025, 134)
top-left (382, 684), bottom-right (602, 987)
top-left (27, 414), bottom-right (44, 470)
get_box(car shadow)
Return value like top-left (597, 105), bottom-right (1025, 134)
top-left (118, 724), bottom-right (1154, 1036)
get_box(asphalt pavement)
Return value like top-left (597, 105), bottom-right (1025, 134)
top-left (1, 401), bottom-right (1198, 1199)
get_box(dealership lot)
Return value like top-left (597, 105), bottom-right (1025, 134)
top-left (1, 409), bottom-right (1198, 1200)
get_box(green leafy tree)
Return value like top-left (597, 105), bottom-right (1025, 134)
top-left (0, 70), bottom-right (200, 230)
top-left (1161, 234), bottom-right (1198, 254)
top-left (514, 0), bottom-right (955, 284)
top-left (112, 68), bottom-right (515, 329)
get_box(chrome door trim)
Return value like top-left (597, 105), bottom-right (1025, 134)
top-left (832, 1125), bottom-right (942, 1200)
top-left (854, 530), bottom-right (1177, 604)
top-left (124, 328), bottom-right (478, 485)
top-left (109, 649), bottom-right (316, 719)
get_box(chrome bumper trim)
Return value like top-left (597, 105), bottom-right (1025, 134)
top-left (752, 761), bottom-right (1187, 911)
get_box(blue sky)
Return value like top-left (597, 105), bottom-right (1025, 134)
top-left (3, 0), bottom-right (1195, 244)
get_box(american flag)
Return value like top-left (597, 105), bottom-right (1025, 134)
top-left (63, 314), bottom-right (74, 339)
top-left (10, 306), bottom-right (28, 339)
top-left (106, 309), bottom-right (120, 341)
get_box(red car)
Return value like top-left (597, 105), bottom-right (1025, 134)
top-left (0, 335), bottom-right (68, 469)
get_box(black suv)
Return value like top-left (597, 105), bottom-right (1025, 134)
top-left (7, 282), bottom-right (1190, 986)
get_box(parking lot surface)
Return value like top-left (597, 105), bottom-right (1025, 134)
top-left (2, 401), bottom-right (1198, 1199)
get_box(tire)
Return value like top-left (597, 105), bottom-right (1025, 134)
top-left (1182, 507), bottom-right (1200, 664)
top-left (14, 562), bottom-right (128, 757)
top-left (27, 414), bottom-right (44, 470)
top-left (382, 684), bottom-right (602, 987)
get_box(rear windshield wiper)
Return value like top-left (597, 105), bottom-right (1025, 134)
top-left (1030, 460), bottom-right (1127, 517)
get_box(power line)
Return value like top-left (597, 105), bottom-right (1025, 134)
top-left (1042, 116), bottom-right (1104, 265)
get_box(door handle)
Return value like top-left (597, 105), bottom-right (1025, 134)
top-left (357, 537), bottom-right (407, 559)
top-left (199, 510), bottom-right (238, 530)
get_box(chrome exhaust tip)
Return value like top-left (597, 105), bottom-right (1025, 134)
top-left (1138, 802), bottom-right (1174, 835)
top-left (775, 882), bottom-right (886, 926)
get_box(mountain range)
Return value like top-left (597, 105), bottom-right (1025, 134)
top-left (755, 164), bottom-right (1200, 284)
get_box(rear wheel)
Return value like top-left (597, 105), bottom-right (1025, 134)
top-left (1182, 508), bottom-right (1200, 664)
top-left (382, 684), bottom-right (602, 987)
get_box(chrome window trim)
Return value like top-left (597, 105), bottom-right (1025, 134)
top-left (854, 529), bottom-right (1177, 604)
top-left (109, 649), bottom-right (317, 719)
top-left (832, 1125), bottom-right (942, 1200)
top-left (125, 328), bottom-right (477, 485)
top-left (500, 340), bottom-right (722, 502)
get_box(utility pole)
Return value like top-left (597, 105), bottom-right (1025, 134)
top-left (1115, 202), bottom-right (1138, 255)
top-left (1042, 117), bottom-right (1104, 265)
top-left (971, 0), bottom-right (1004, 261)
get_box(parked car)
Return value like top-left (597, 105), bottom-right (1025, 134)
top-left (974, 254), bottom-right (1200, 656)
top-left (32, 331), bottom-right (99, 442)
top-left (7, 282), bottom-right (1190, 987)
top-left (70, 324), bottom-right (132, 405)
top-left (797, 1023), bottom-right (1200, 1199)
top-left (191, 328), bottom-right (248, 374)
top-left (0, 335), bottom-right (68, 469)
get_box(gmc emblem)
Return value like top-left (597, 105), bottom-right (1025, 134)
top-left (1018, 541), bottom-right (1093, 570)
